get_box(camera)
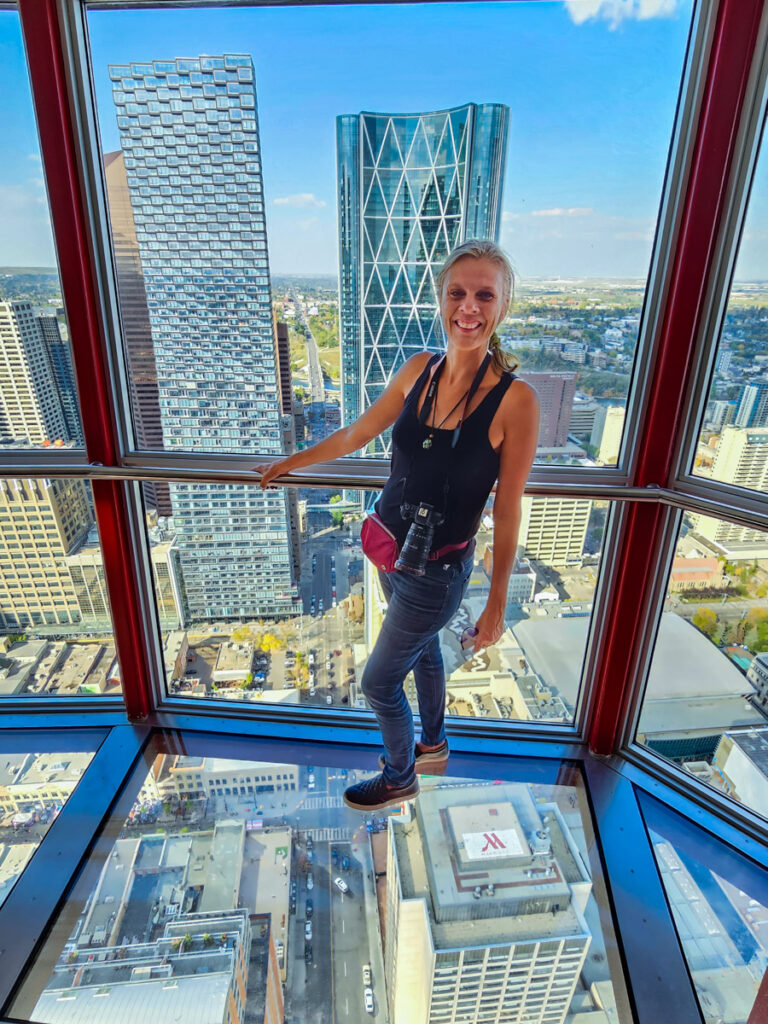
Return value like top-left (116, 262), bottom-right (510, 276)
top-left (396, 501), bottom-right (444, 576)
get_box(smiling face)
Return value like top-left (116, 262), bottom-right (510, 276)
top-left (439, 256), bottom-right (507, 354)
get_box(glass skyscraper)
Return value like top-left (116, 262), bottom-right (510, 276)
top-left (108, 55), bottom-right (298, 621)
top-left (337, 104), bottom-right (509, 455)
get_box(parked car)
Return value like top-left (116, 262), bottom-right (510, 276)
top-left (326, 695), bottom-right (333, 705)
top-left (305, 921), bottom-right (312, 941)
top-left (334, 877), bottom-right (349, 894)
top-left (342, 856), bottom-right (350, 870)
top-left (362, 964), bottom-right (371, 986)
top-left (306, 898), bottom-right (313, 918)
top-left (331, 848), bottom-right (338, 864)
top-left (307, 873), bottom-right (314, 890)
top-left (364, 988), bottom-right (374, 1014)
top-left (306, 836), bottom-right (313, 849)
top-left (304, 944), bottom-right (312, 963)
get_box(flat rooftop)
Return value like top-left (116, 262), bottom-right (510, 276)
top-left (729, 728), bottom-right (768, 774)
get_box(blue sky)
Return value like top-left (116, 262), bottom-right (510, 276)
top-left (8, 0), bottom-right (761, 281)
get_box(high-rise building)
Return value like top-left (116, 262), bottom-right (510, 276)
top-left (0, 302), bottom-right (68, 447)
top-left (518, 496), bottom-right (591, 566)
top-left (0, 478), bottom-right (92, 629)
top-left (385, 782), bottom-right (591, 1024)
top-left (34, 313), bottom-right (83, 446)
top-left (692, 427), bottom-right (768, 558)
top-left (735, 382), bottom-right (768, 428)
top-left (519, 371), bottom-right (577, 449)
top-left (104, 150), bottom-right (171, 516)
top-left (337, 104), bottom-right (509, 454)
top-left (109, 56), bottom-right (298, 621)
top-left (590, 405), bottom-right (625, 465)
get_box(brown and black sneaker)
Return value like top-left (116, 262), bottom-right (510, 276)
top-left (343, 773), bottom-right (419, 812)
top-left (378, 740), bottom-right (450, 774)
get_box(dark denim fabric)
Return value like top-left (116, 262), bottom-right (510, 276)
top-left (360, 554), bottom-right (473, 787)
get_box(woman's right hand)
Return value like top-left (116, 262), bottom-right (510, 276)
top-left (255, 460), bottom-right (288, 490)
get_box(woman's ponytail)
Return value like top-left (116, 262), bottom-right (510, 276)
top-left (489, 331), bottom-right (518, 374)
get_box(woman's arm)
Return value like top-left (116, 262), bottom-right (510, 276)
top-left (255, 352), bottom-right (431, 489)
top-left (472, 380), bottom-right (539, 652)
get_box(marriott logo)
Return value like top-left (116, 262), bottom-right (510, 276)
top-left (481, 832), bottom-right (507, 852)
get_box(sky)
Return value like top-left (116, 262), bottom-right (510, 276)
top-left (6, 0), bottom-right (765, 282)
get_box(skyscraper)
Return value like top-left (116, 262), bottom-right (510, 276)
top-left (0, 302), bottom-right (68, 447)
top-left (735, 382), bottom-right (768, 428)
top-left (385, 782), bottom-right (591, 1024)
top-left (337, 104), bottom-right (509, 454)
top-left (519, 371), bottom-right (577, 450)
top-left (109, 56), bottom-right (298, 621)
top-left (35, 313), bottom-right (83, 446)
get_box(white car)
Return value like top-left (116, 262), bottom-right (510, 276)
top-left (305, 921), bottom-right (312, 941)
top-left (364, 988), bottom-right (374, 1014)
top-left (333, 876), bottom-right (349, 894)
top-left (307, 873), bottom-right (314, 890)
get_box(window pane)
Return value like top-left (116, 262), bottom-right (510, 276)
top-left (640, 793), bottom-right (768, 1023)
top-left (636, 512), bottom-right (768, 821)
top-left (0, 740), bottom-right (100, 908)
top-left (149, 481), bottom-right (607, 727)
top-left (87, 3), bottom-right (693, 463)
top-left (692, 113), bottom-right (768, 498)
top-left (0, 11), bottom-right (84, 450)
top-left (0, 478), bottom-right (121, 697)
top-left (8, 736), bottom-right (630, 1024)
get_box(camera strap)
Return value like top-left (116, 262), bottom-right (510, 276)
top-left (418, 352), bottom-right (491, 449)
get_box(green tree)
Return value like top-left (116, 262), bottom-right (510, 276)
top-left (692, 607), bottom-right (718, 638)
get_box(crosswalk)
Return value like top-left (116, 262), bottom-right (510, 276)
top-left (302, 795), bottom-right (344, 810)
top-left (306, 826), bottom-right (352, 842)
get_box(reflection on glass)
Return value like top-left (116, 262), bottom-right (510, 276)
top-left (694, 111), bottom-right (768, 498)
top-left (637, 513), bottom-right (768, 820)
top-left (154, 486), bottom-right (607, 726)
top-left (9, 747), bottom-right (628, 1024)
top-left (0, 748), bottom-right (95, 908)
top-left (87, 4), bottom-right (693, 465)
top-left (642, 796), bottom-right (768, 1024)
top-left (0, 12), bottom-right (83, 451)
top-left (0, 478), bottom-right (120, 696)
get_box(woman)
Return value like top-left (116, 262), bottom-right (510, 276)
top-left (257, 240), bottom-right (539, 811)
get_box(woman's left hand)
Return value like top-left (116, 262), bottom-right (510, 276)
top-left (472, 604), bottom-right (505, 652)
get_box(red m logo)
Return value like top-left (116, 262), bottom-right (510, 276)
top-left (481, 832), bottom-right (506, 852)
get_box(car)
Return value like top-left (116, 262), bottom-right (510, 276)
top-left (331, 847), bottom-right (338, 863)
top-left (364, 988), bottom-right (374, 1013)
top-left (307, 873), bottom-right (314, 890)
top-left (309, 686), bottom-right (316, 697)
top-left (306, 836), bottom-right (313, 849)
top-left (305, 922), bottom-right (312, 941)
top-left (308, 774), bottom-right (315, 790)
top-left (276, 941), bottom-right (284, 960)
top-left (362, 964), bottom-right (371, 986)
top-left (318, 599), bottom-right (324, 613)
top-left (304, 944), bottom-right (312, 963)
top-left (306, 899), bottom-right (313, 918)
top-left (342, 856), bottom-right (350, 870)
top-left (291, 881), bottom-right (297, 895)
top-left (340, 768), bottom-right (347, 778)
top-left (308, 653), bottom-right (315, 666)
top-left (334, 877), bottom-right (349, 894)
top-left (307, 849), bottom-right (314, 862)
top-left (326, 695), bottom-right (333, 705)
top-left (334, 649), bottom-right (342, 658)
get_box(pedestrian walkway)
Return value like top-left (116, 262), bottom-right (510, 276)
top-left (306, 826), bottom-right (352, 842)
top-left (302, 795), bottom-right (344, 810)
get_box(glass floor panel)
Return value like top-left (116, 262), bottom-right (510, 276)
top-left (7, 735), bottom-right (631, 1024)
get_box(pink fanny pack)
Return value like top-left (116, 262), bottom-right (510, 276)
top-left (360, 511), bottom-right (470, 573)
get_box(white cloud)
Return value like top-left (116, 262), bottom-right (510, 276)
top-left (565, 0), bottom-right (679, 28)
top-left (273, 193), bottom-right (327, 208)
top-left (27, 153), bottom-right (42, 162)
top-left (531, 207), bottom-right (594, 217)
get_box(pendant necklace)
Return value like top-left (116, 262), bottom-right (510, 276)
top-left (419, 352), bottom-right (492, 450)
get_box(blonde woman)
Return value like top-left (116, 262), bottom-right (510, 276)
top-left (257, 240), bottom-right (539, 811)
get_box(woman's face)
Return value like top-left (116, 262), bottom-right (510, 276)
top-left (440, 257), bottom-right (506, 353)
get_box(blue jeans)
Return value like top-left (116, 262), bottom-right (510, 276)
top-left (360, 554), bottom-right (473, 787)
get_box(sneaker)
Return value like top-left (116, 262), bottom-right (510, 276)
top-left (378, 740), bottom-right (450, 773)
top-left (343, 773), bottom-right (419, 812)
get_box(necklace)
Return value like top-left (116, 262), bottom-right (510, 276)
top-left (419, 352), bottom-right (492, 450)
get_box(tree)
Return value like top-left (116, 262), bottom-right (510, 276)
top-left (329, 493), bottom-right (344, 526)
top-left (692, 607), bottom-right (718, 638)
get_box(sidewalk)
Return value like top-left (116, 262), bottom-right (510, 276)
top-left (358, 838), bottom-right (390, 1024)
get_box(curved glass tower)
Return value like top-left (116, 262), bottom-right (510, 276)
top-left (337, 103), bottom-right (509, 455)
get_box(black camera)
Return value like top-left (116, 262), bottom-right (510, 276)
top-left (396, 501), bottom-right (444, 576)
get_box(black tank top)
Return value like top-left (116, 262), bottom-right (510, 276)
top-left (375, 353), bottom-right (516, 554)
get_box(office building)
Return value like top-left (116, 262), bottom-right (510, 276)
top-left (337, 103), bottom-right (509, 452)
top-left (735, 382), bottom-right (768, 428)
top-left (519, 371), bottom-right (577, 449)
top-left (104, 150), bottom-right (171, 515)
top-left (518, 496), bottom-right (591, 565)
top-left (691, 427), bottom-right (768, 557)
top-left (109, 56), bottom-right (298, 620)
top-left (35, 313), bottom-right (83, 446)
top-left (703, 398), bottom-right (736, 432)
top-left (385, 782), bottom-right (592, 1024)
top-left (590, 405), bottom-right (625, 465)
top-left (0, 302), bottom-right (68, 447)
top-left (0, 477), bottom-right (92, 629)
